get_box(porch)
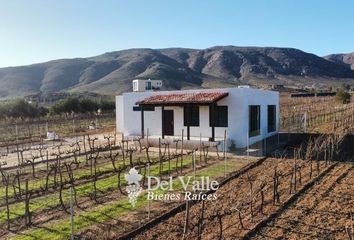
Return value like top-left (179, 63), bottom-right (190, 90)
top-left (135, 92), bottom-right (229, 142)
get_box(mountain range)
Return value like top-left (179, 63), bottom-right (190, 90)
top-left (0, 46), bottom-right (354, 99)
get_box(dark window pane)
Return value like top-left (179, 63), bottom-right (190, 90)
top-left (249, 105), bottom-right (260, 137)
top-left (210, 105), bottom-right (228, 127)
top-left (146, 81), bottom-right (152, 90)
top-left (268, 105), bottom-right (276, 132)
top-left (184, 105), bottom-right (199, 126)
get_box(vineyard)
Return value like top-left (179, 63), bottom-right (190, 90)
top-left (0, 114), bottom-right (115, 153)
top-left (133, 134), bottom-right (354, 240)
top-left (0, 120), bottom-right (257, 240)
top-left (0, 94), bottom-right (353, 240)
top-left (280, 95), bottom-right (354, 134)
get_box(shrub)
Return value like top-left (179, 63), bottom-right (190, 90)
top-left (336, 89), bottom-right (351, 104)
top-left (0, 99), bottom-right (48, 119)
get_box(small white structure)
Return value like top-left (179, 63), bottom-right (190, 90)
top-left (132, 79), bottom-right (162, 92)
top-left (46, 131), bottom-right (59, 140)
top-left (116, 87), bottom-right (279, 148)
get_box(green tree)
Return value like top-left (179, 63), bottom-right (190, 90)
top-left (50, 99), bottom-right (66, 115)
top-left (98, 100), bottom-right (115, 112)
top-left (79, 98), bottom-right (99, 113)
top-left (0, 103), bottom-right (9, 119)
top-left (64, 97), bottom-right (81, 113)
top-left (50, 97), bottom-right (104, 115)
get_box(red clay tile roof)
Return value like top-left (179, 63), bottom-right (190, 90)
top-left (136, 92), bottom-right (228, 105)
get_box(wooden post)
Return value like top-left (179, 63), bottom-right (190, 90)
top-left (15, 125), bottom-right (20, 164)
top-left (146, 128), bottom-right (149, 147)
top-left (183, 200), bottom-right (190, 239)
top-left (193, 150), bottom-right (196, 179)
top-left (181, 129), bottom-right (184, 172)
top-left (210, 103), bottom-right (215, 141)
top-left (147, 163), bottom-right (151, 219)
top-left (264, 135), bottom-right (267, 156)
top-left (140, 105), bottom-right (145, 138)
top-left (199, 133), bottom-right (202, 164)
top-left (159, 138), bottom-right (162, 177)
top-left (70, 186), bottom-right (75, 240)
top-left (5, 176), bottom-right (10, 230)
top-left (246, 131), bottom-right (250, 162)
top-left (24, 179), bottom-right (31, 226)
top-left (223, 130), bottom-right (226, 159)
top-left (161, 105), bottom-right (165, 139)
top-left (224, 130), bottom-right (227, 177)
top-left (186, 105), bottom-right (190, 140)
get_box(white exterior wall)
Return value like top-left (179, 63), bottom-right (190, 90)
top-left (132, 79), bottom-right (162, 92)
top-left (116, 88), bottom-right (279, 148)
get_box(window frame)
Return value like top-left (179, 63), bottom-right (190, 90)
top-left (249, 105), bottom-right (261, 137)
top-left (184, 104), bottom-right (200, 127)
top-left (209, 105), bottom-right (228, 127)
top-left (267, 105), bottom-right (276, 133)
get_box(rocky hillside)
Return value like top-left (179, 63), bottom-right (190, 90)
top-left (1, 46), bottom-right (354, 99)
top-left (324, 52), bottom-right (354, 70)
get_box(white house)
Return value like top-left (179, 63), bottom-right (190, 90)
top-left (116, 86), bottom-right (279, 148)
top-left (132, 79), bottom-right (162, 92)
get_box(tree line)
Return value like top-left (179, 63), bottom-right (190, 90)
top-left (0, 97), bottom-right (115, 120)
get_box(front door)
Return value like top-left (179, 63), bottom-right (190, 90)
top-left (162, 110), bottom-right (174, 136)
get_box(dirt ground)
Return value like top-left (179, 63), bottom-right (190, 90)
top-left (130, 158), bottom-right (337, 240)
top-left (253, 163), bottom-right (354, 240)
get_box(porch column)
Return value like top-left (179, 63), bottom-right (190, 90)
top-left (186, 104), bottom-right (190, 140)
top-left (161, 105), bottom-right (165, 139)
top-left (210, 103), bottom-right (216, 141)
top-left (140, 105), bottom-right (144, 138)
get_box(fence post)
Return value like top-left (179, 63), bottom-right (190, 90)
top-left (70, 186), bottom-right (75, 240)
top-left (199, 133), bottom-right (202, 164)
top-left (193, 150), bottom-right (196, 179)
top-left (224, 130), bottom-right (227, 177)
top-left (147, 163), bottom-right (151, 219)
top-left (246, 131), bottom-right (250, 162)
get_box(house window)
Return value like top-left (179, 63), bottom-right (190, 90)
top-left (146, 81), bottom-right (152, 90)
top-left (133, 82), bottom-right (137, 91)
top-left (268, 105), bottom-right (276, 132)
top-left (249, 105), bottom-right (260, 137)
top-left (209, 106), bottom-right (228, 127)
top-left (184, 105), bottom-right (199, 126)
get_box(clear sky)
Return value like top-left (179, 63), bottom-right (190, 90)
top-left (0, 0), bottom-right (353, 67)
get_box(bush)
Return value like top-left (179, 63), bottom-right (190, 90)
top-left (336, 89), bottom-right (351, 104)
top-left (0, 99), bottom-right (48, 119)
top-left (50, 97), bottom-right (114, 115)
top-left (98, 100), bottom-right (115, 112)
top-left (80, 98), bottom-right (99, 113)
